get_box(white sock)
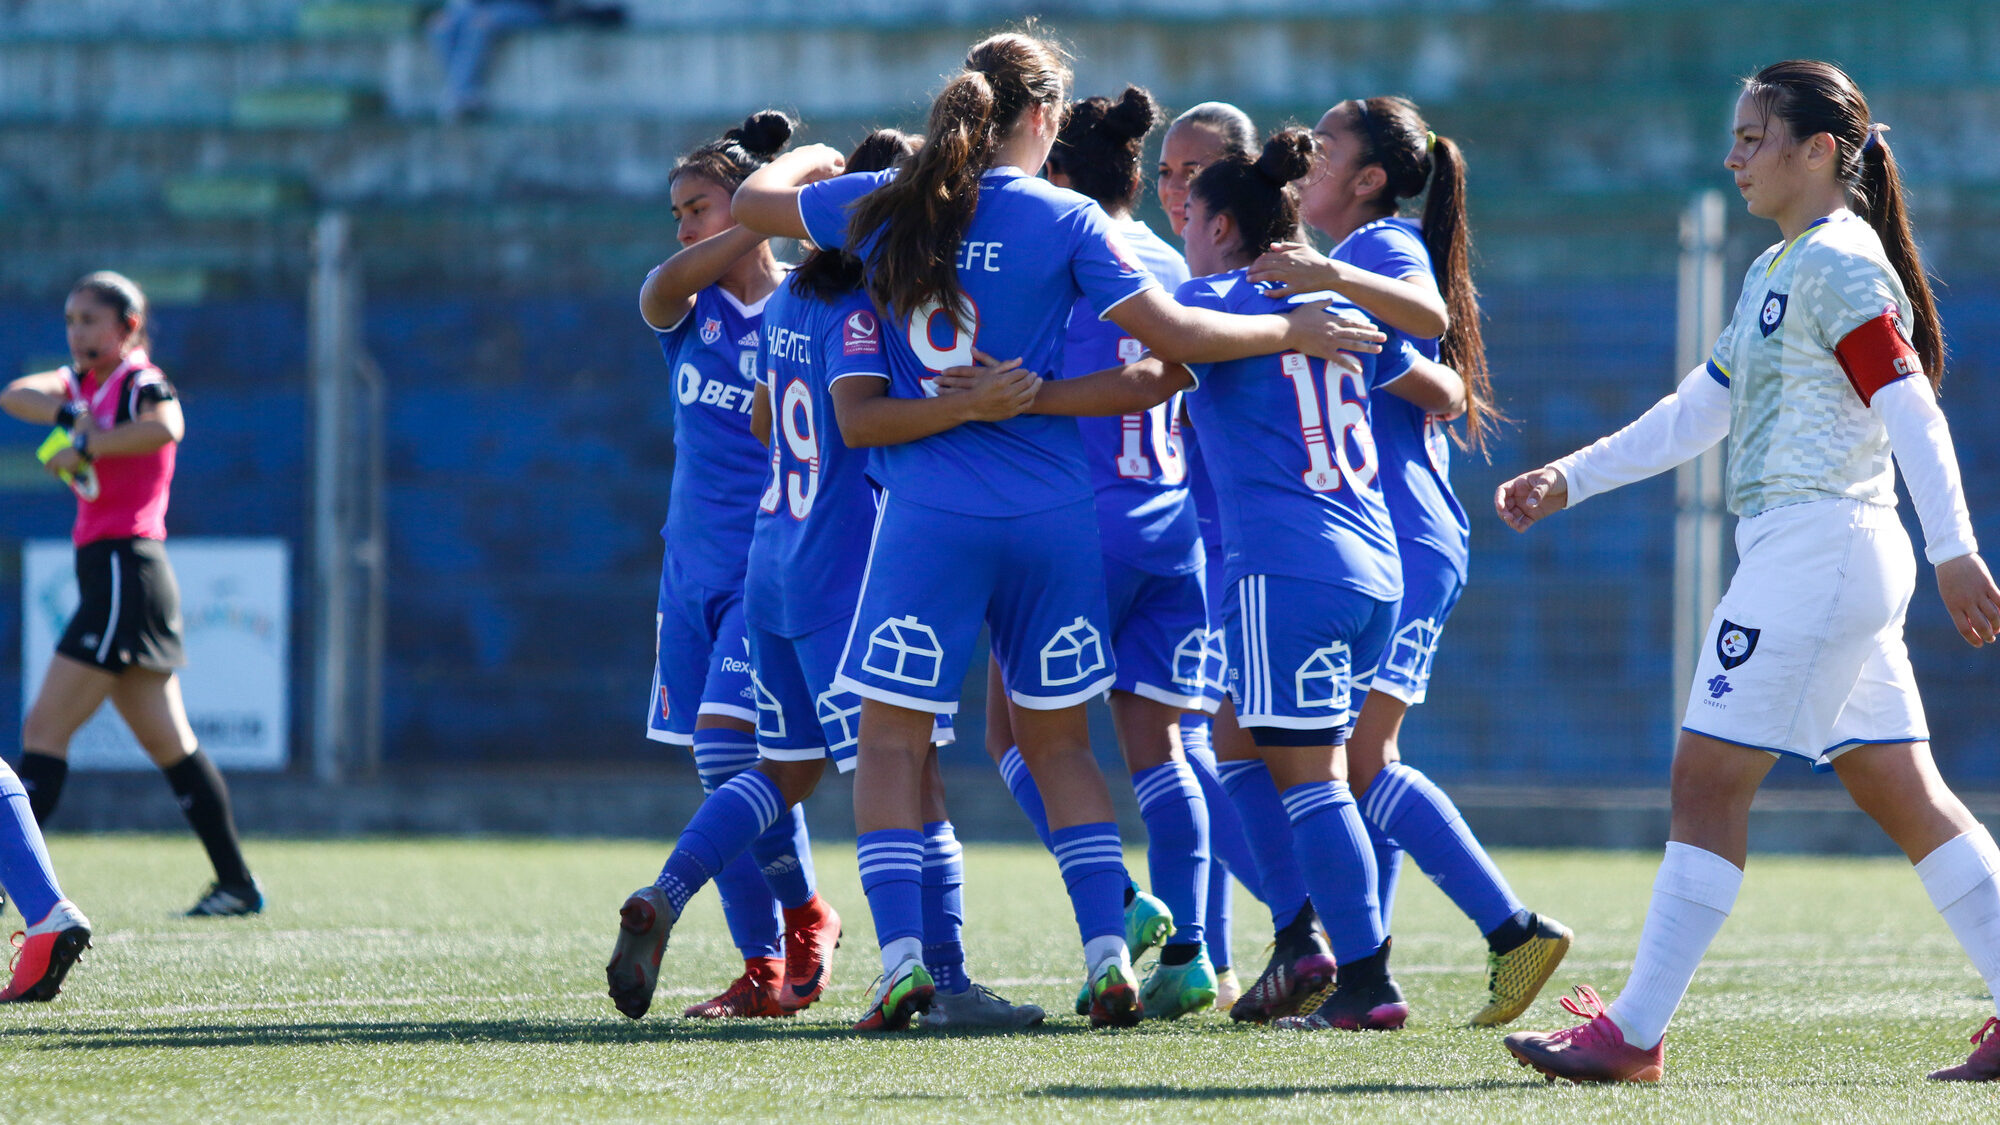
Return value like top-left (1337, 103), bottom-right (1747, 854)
top-left (1606, 842), bottom-right (1743, 1050)
top-left (1083, 934), bottom-right (1129, 978)
top-left (879, 935), bottom-right (924, 981)
top-left (1916, 827), bottom-right (2000, 1020)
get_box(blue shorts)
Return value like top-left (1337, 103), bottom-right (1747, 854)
top-left (752, 619), bottom-right (956, 772)
top-left (1223, 573), bottom-right (1397, 744)
top-left (1105, 557), bottom-right (1222, 713)
top-left (835, 494), bottom-right (1115, 714)
top-left (647, 549), bottom-right (757, 746)
top-left (1359, 543), bottom-right (1464, 706)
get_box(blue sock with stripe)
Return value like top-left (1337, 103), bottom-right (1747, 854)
top-left (1281, 780), bottom-right (1385, 964)
top-left (1215, 758), bottom-right (1311, 931)
top-left (997, 746), bottom-right (1054, 850)
top-left (0, 761), bottom-right (62, 925)
top-left (858, 829), bottom-right (926, 971)
top-left (1132, 761), bottom-right (1208, 952)
top-left (654, 769), bottom-right (785, 915)
top-left (921, 821), bottom-right (969, 994)
top-left (1182, 718), bottom-right (1263, 901)
top-left (689, 731), bottom-right (781, 958)
top-left (749, 805), bottom-right (816, 912)
top-left (1051, 822), bottom-right (1128, 945)
top-left (1371, 825), bottom-right (1406, 933)
top-left (1362, 763), bottom-right (1523, 935)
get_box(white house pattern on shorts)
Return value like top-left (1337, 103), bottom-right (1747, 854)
top-left (815, 688), bottom-right (862, 757)
top-left (1381, 617), bottom-right (1443, 687)
top-left (863, 615), bottom-right (945, 687)
top-left (751, 671), bottom-right (787, 740)
top-left (1296, 642), bottom-right (1351, 711)
top-left (1172, 626), bottom-right (1228, 694)
top-left (1040, 617), bottom-right (1108, 687)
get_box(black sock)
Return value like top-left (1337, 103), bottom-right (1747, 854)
top-left (1278, 903), bottom-right (1318, 942)
top-left (1160, 942), bottom-right (1199, 966)
top-left (18, 751), bottom-right (69, 824)
top-left (1123, 883), bottom-right (1137, 908)
top-left (162, 749), bottom-right (253, 887)
top-left (1483, 909), bottom-right (1538, 956)
top-left (1336, 938), bottom-right (1393, 988)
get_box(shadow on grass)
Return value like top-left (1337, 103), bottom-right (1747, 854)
top-left (1026, 1080), bottom-right (1524, 1100)
top-left (1, 1017), bottom-right (1107, 1051)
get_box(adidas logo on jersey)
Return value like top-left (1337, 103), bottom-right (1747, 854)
top-left (738, 330), bottom-right (760, 347)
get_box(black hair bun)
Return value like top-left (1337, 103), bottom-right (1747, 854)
top-left (731, 110), bottom-right (795, 159)
top-left (1254, 127), bottom-right (1314, 186)
top-left (1102, 86), bottom-right (1160, 143)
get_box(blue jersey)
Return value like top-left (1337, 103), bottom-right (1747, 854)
top-left (1331, 218), bottom-right (1470, 579)
top-left (652, 281), bottom-right (773, 588)
top-left (798, 166), bottom-right (1158, 517)
top-left (1072, 219), bottom-right (1200, 576)
top-left (1181, 423), bottom-right (1225, 563)
top-left (1179, 269), bottom-right (1412, 601)
top-left (742, 278), bottom-right (887, 638)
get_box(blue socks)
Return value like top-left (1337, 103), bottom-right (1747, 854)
top-left (1280, 780), bottom-right (1385, 965)
top-left (857, 828), bottom-right (925, 950)
top-left (1216, 758), bottom-right (1311, 931)
top-left (1362, 763), bottom-right (1523, 935)
top-left (1051, 822), bottom-right (1128, 944)
top-left (1183, 721), bottom-right (1264, 902)
top-left (922, 821), bottom-right (968, 994)
top-left (0, 763), bottom-right (62, 925)
top-left (688, 731), bottom-right (782, 958)
top-left (1371, 826), bottom-right (1405, 933)
top-left (1131, 760), bottom-right (1208, 952)
top-left (655, 769), bottom-right (786, 915)
top-left (997, 746), bottom-right (1054, 850)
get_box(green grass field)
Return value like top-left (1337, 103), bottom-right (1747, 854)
top-left (2, 836), bottom-right (1995, 1123)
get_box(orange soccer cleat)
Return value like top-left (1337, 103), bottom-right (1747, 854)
top-left (683, 955), bottom-right (790, 1019)
top-left (779, 895), bottom-right (841, 1012)
top-left (0, 900), bottom-right (91, 1004)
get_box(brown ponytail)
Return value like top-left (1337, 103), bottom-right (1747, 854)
top-left (1744, 60), bottom-right (1943, 391)
top-left (845, 31), bottom-right (1070, 326)
top-left (790, 130), bottom-right (923, 304)
top-left (1335, 98), bottom-right (1499, 452)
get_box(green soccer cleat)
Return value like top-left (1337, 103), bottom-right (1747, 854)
top-left (853, 958), bottom-right (935, 1032)
top-left (1140, 949), bottom-right (1219, 1020)
top-left (1088, 958), bottom-right (1143, 1029)
top-left (1126, 887), bottom-right (1175, 958)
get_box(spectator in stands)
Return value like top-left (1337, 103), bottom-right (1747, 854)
top-left (429, 0), bottom-right (557, 121)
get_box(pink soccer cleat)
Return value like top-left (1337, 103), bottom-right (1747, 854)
top-left (1503, 985), bottom-right (1665, 1083)
top-left (1929, 1016), bottom-right (2000, 1082)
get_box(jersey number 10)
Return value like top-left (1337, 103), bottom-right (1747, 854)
top-left (1281, 352), bottom-right (1377, 493)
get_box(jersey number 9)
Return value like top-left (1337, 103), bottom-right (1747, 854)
top-left (907, 297), bottom-right (981, 395)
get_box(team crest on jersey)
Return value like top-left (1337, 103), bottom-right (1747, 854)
top-left (1758, 291), bottom-right (1788, 337)
top-left (843, 309), bottom-right (880, 355)
top-left (1716, 620), bottom-right (1760, 670)
top-left (700, 317), bottom-right (722, 345)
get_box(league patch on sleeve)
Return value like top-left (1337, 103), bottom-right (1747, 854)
top-left (1716, 620), bottom-right (1759, 670)
top-left (842, 309), bottom-right (880, 356)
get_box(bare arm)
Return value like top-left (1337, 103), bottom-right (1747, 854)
top-left (640, 226), bottom-right (771, 331)
top-left (1105, 288), bottom-right (1383, 367)
top-left (830, 366), bottom-right (1041, 448)
top-left (935, 351), bottom-right (1193, 417)
top-left (1, 370), bottom-right (71, 425)
top-left (750, 381), bottom-right (772, 446)
top-left (733, 145), bottom-right (848, 243)
top-left (1249, 244), bottom-right (1449, 340)
top-left (1379, 356), bottom-right (1466, 417)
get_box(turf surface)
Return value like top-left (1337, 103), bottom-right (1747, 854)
top-left (1, 836), bottom-right (1994, 1122)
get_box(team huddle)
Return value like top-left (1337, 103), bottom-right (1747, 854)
top-left (593, 31), bottom-right (2000, 1084)
top-left (1, 27), bottom-right (1998, 1090)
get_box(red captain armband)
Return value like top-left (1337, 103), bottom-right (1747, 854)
top-left (1834, 311), bottom-right (1923, 406)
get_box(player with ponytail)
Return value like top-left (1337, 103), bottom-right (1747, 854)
top-left (1252, 95), bottom-right (1572, 1028)
top-left (628, 110), bottom-right (844, 1022)
top-left (734, 29), bottom-right (1381, 1030)
top-left (1499, 60), bottom-right (2000, 1084)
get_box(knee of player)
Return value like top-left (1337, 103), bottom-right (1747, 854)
top-left (758, 757), bottom-right (824, 806)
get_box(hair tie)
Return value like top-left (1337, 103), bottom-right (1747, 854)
top-left (1425, 130), bottom-right (1437, 151)
top-left (1862, 123), bottom-right (1890, 152)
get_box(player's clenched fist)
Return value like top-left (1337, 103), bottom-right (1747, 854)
top-left (1493, 466), bottom-right (1568, 532)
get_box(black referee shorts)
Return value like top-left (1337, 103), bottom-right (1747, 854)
top-left (56, 537), bottom-right (186, 673)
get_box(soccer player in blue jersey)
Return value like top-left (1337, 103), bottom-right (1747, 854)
top-left (1249, 96), bottom-right (1572, 1027)
top-left (735, 30), bottom-right (1382, 1030)
top-left (1175, 128), bottom-right (1477, 1032)
top-left (0, 758), bottom-right (88, 1002)
top-left (609, 131), bottom-right (1045, 1031)
top-left (628, 110), bottom-right (837, 1020)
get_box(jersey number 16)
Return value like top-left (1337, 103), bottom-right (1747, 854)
top-left (1281, 352), bottom-right (1377, 493)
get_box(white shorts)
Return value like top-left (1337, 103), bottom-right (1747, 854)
top-left (1682, 498), bottom-right (1927, 768)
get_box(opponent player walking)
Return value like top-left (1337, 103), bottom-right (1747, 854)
top-left (2, 271), bottom-right (262, 917)
top-left (638, 112), bottom-right (836, 1018)
top-left (609, 131), bottom-right (1045, 1029)
top-left (1497, 60), bottom-right (2000, 1083)
top-left (735, 30), bottom-right (1378, 1029)
top-left (1250, 96), bottom-right (1571, 1028)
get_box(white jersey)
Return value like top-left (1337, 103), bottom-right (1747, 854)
top-left (1708, 211), bottom-right (1912, 519)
